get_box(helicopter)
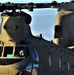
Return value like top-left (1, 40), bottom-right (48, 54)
top-left (0, 1), bottom-right (74, 75)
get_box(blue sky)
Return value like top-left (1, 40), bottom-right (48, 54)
top-left (0, 0), bottom-right (70, 3)
top-left (0, 0), bottom-right (70, 40)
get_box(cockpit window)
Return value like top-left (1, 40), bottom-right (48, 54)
top-left (3, 47), bottom-right (13, 57)
top-left (15, 46), bottom-right (30, 57)
top-left (0, 46), bottom-right (30, 58)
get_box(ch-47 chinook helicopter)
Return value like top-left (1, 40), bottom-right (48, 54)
top-left (1, 1), bottom-right (74, 75)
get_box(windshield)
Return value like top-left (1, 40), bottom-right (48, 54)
top-left (0, 46), bottom-right (30, 58)
top-left (0, 0), bottom-right (70, 40)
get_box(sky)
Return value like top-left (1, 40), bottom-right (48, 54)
top-left (0, 0), bottom-right (70, 40)
top-left (0, 0), bottom-right (70, 3)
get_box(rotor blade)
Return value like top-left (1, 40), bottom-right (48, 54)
top-left (0, 1), bottom-right (74, 12)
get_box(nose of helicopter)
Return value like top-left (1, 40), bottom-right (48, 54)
top-left (1, 12), bottom-right (32, 43)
